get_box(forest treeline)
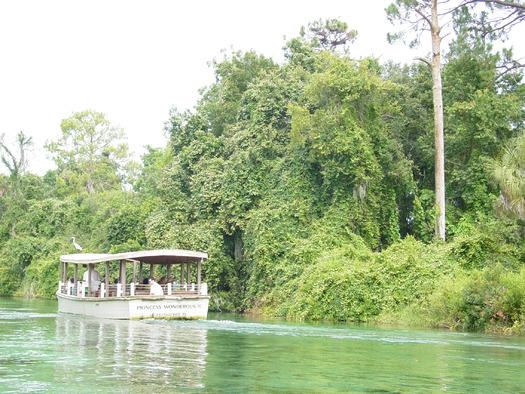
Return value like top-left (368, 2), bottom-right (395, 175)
top-left (2, 4), bottom-right (525, 333)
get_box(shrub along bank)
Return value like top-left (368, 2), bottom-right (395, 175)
top-left (245, 232), bottom-right (525, 334)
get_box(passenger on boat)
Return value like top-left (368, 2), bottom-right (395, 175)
top-left (82, 267), bottom-right (102, 292)
top-left (148, 278), bottom-right (164, 295)
top-left (159, 276), bottom-right (174, 284)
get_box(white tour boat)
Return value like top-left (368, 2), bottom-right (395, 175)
top-left (56, 249), bottom-right (209, 320)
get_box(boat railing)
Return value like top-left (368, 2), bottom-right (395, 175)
top-left (58, 281), bottom-right (208, 298)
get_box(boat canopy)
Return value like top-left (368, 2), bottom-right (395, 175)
top-left (60, 249), bottom-right (208, 265)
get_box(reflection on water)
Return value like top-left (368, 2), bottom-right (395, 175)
top-left (53, 316), bottom-right (208, 392)
top-left (1, 299), bottom-right (525, 393)
top-left (0, 299), bottom-right (207, 393)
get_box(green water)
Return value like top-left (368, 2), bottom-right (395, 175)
top-left (1, 298), bottom-right (525, 393)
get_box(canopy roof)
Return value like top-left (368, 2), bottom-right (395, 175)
top-left (60, 249), bottom-right (207, 265)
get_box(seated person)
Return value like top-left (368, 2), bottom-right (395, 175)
top-left (149, 278), bottom-right (164, 296)
top-left (82, 267), bottom-right (102, 292)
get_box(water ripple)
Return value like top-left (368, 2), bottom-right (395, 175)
top-left (148, 318), bottom-right (525, 351)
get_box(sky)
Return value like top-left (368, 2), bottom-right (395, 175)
top-left (0, 0), bottom-right (522, 175)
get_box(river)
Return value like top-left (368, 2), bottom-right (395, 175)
top-left (1, 298), bottom-right (524, 393)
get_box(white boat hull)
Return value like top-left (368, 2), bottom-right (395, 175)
top-left (57, 292), bottom-right (209, 320)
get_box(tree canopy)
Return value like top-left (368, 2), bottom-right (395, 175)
top-left (45, 110), bottom-right (137, 195)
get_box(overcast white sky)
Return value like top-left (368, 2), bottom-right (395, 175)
top-left (0, 1), bottom-right (522, 175)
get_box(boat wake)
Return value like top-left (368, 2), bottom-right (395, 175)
top-left (146, 318), bottom-right (525, 351)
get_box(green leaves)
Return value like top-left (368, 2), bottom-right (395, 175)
top-left (428, 265), bottom-right (525, 332)
top-left (488, 132), bottom-right (525, 218)
top-left (284, 236), bottom-right (448, 322)
top-left (45, 110), bottom-right (137, 194)
top-left (303, 18), bottom-right (357, 53)
top-left (1, 12), bottom-right (525, 333)
top-left (289, 54), bottom-right (411, 249)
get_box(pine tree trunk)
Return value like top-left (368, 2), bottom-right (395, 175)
top-left (431, 0), bottom-right (446, 241)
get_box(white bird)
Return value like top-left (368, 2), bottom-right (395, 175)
top-left (71, 237), bottom-right (82, 252)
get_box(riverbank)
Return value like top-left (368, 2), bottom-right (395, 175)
top-left (224, 237), bottom-right (525, 336)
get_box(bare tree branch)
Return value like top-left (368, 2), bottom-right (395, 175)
top-left (415, 56), bottom-right (432, 68)
top-left (483, 0), bottom-right (525, 10)
top-left (493, 60), bottom-right (525, 84)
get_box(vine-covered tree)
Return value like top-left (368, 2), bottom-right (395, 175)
top-left (0, 131), bottom-right (33, 195)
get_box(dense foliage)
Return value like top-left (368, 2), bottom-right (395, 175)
top-left (1, 11), bottom-right (525, 333)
